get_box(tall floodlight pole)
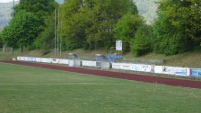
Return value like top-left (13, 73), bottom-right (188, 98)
top-left (13, 0), bottom-right (14, 10)
top-left (57, 9), bottom-right (59, 56)
top-left (55, 9), bottom-right (57, 56)
top-left (12, 0), bottom-right (15, 17)
top-left (58, 9), bottom-right (62, 56)
top-left (10, 0), bottom-right (15, 53)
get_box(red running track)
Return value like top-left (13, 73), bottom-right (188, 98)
top-left (1, 60), bottom-right (201, 89)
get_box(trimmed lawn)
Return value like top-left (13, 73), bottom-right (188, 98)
top-left (0, 62), bottom-right (201, 113)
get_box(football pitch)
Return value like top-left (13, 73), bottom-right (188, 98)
top-left (0, 62), bottom-right (201, 113)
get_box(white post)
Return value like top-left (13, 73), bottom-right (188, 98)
top-left (2, 45), bottom-right (6, 53)
top-left (60, 39), bottom-right (62, 56)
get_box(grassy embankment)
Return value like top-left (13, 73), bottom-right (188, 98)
top-left (0, 48), bottom-right (201, 68)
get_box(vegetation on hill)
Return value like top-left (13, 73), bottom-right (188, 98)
top-left (59, 0), bottom-right (142, 51)
top-left (153, 0), bottom-right (201, 55)
top-left (0, 0), bottom-right (201, 58)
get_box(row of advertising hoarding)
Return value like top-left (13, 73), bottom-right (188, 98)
top-left (111, 63), bottom-right (191, 77)
top-left (110, 63), bottom-right (201, 78)
top-left (17, 56), bottom-right (201, 78)
top-left (17, 56), bottom-right (98, 67)
top-left (17, 56), bottom-right (69, 65)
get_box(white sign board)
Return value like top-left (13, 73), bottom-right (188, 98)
top-left (111, 63), bottom-right (121, 69)
top-left (116, 40), bottom-right (122, 51)
top-left (131, 64), bottom-right (153, 72)
top-left (154, 66), bottom-right (190, 76)
top-left (120, 63), bottom-right (131, 70)
top-left (82, 60), bottom-right (97, 67)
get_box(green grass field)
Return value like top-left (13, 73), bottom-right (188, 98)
top-left (0, 62), bottom-right (201, 113)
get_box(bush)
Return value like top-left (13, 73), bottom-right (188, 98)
top-left (130, 25), bottom-right (152, 56)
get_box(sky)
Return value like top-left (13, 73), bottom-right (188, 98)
top-left (0, 0), bottom-right (19, 3)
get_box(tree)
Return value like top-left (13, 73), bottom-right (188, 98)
top-left (2, 11), bottom-right (41, 51)
top-left (153, 0), bottom-right (201, 55)
top-left (34, 15), bottom-right (55, 54)
top-left (113, 13), bottom-right (143, 52)
top-left (183, 0), bottom-right (201, 42)
top-left (59, 0), bottom-right (87, 50)
top-left (59, 0), bottom-right (135, 50)
top-left (130, 25), bottom-right (153, 56)
top-left (15, 0), bottom-right (56, 25)
top-left (1, 0), bottom-right (56, 51)
top-left (85, 0), bottom-right (133, 50)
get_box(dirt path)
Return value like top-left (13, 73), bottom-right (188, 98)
top-left (1, 60), bottom-right (201, 89)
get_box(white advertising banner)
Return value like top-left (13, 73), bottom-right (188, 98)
top-left (18, 57), bottom-right (69, 65)
top-left (120, 63), bottom-right (131, 70)
top-left (174, 67), bottom-right (190, 76)
top-left (17, 56), bottom-right (25, 61)
top-left (111, 63), bottom-right (121, 69)
top-left (155, 66), bottom-right (176, 75)
top-left (26, 57), bottom-right (31, 61)
top-left (82, 60), bottom-right (97, 67)
top-left (59, 59), bottom-right (69, 64)
top-left (24, 57), bottom-right (28, 61)
top-left (36, 57), bottom-right (41, 62)
top-left (154, 66), bottom-right (164, 74)
top-left (40, 58), bottom-right (52, 63)
top-left (52, 58), bottom-right (60, 64)
top-left (130, 64), bottom-right (141, 71)
top-left (131, 64), bottom-right (153, 72)
top-left (154, 66), bottom-right (190, 76)
top-left (27, 57), bottom-right (36, 62)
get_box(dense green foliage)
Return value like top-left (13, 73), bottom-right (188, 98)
top-left (113, 13), bottom-right (143, 52)
top-left (131, 25), bottom-right (153, 56)
top-left (59, 0), bottom-right (138, 50)
top-left (1, 0), bottom-right (56, 51)
top-left (2, 11), bottom-right (40, 51)
top-left (34, 15), bottom-right (56, 54)
top-left (153, 0), bottom-right (201, 55)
